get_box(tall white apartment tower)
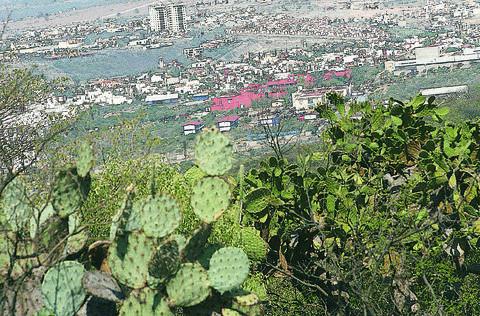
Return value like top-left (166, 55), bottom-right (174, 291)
top-left (149, 3), bottom-right (187, 33)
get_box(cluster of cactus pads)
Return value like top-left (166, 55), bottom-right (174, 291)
top-left (1, 128), bottom-right (261, 316)
top-left (109, 127), bottom-right (255, 315)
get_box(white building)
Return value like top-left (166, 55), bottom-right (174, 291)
top-left (149, 4), bottom-right (187, 33)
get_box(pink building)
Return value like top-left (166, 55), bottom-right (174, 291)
top-left (211, 74), bottom-right (315, 111)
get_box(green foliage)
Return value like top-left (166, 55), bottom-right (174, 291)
top-left (1, 179), bottom-right (33, 232)
top-left (41, 261), bottom-right (86, 316)
top-left (81, 156), bottom-right (195, 239)
top-left (236, 227), bottom-right (268, 262)
top-left (52, 168), bottom-right (91, 218)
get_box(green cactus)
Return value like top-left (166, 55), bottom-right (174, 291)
top-left (242, 273), bottom-right (267, 301)
top-left (41, 261), bottom-right (86, 316)
top-left (1, 178), bottom-right (33, 232)
top-left (236, 227), bottom-right (268, 262)
top-left (126, 194), bottom-right (182, 239)
top-left (208, 247), bottom-right (250, 294)
top-left (191, 177), bottom-right (231, 223)
top-left (0, 234), bottom-right (10, 276)
top-left (148, 239), bottom-right (180, 281)
top-left (65, 214), bottom-right (87, 255)
top-left (183, 224), bottom-right (212, 261)
top-left (232, 293), bottom-right (262, 316)
top-left (29, 204), bottom-right (55, 239)
top-left (166, 263), bottom-right (211, 307)
top-left (76, 142), bottom-right (94, 177)
top-left (119, 288), bottom-right (172, 316)
top-left (222, 308), bottom-right (242, 316)
top-left (183, 165), bottom-right (207, 186)
top-left (108, 231), bottom-right (155, 289)
top-left (195, 127), bottom-right (233, 176)
top-left (51, 168), bottom-right (90, 218)
top-left (109, 188), bottom-right (135, 240)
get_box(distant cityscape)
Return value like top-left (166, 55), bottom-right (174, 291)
top-left (2, 0), bottom-right (480, 160)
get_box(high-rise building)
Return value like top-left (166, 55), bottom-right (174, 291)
top-left (149, 3), bottom-right (187, 33)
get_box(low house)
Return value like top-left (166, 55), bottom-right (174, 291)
top-left (298, 113), bottom-right (318, 121)
top-left (182, 121), bottom-right (204, 135)
top-left (292, 87), bottom-right (348, 110)
top-left (145, 93), bottom-right (179, 105)
top-left (217, 115), bottom-right (240, 132)
top-left (192, 93), bottom-right (210, 102)
top-left (259, 115), bottom-right (280, 127)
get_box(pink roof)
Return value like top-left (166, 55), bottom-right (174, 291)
top-left (182, 121), bottom-right (203, 127)
top-left (218, 115), bottom-right (240, 123)
top-left (211, 73), bottom-right (315, 111)
top-left (323, 69), bottom-right (352, 81)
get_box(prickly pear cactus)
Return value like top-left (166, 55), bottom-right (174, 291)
top-left (232, 293), bottom-right (262, 316)
top-left (76, 142), bottom-right (94, 177)
top-left (41, 261), bottom-right (86, 316)
top-left (222, 308), bottom-right (242, 316)
top-left (119, 288), bottom-right (172, 316)
top-left (1, 178), bottom-right (33, 232)
top-left (195, 127), bottom-right (233, 176)
top-left (191, 177), bottom-right (231, 223)
top-left (29, 204), bottom-right (55, 239)
top-left (183, 166), bottom-right (207, 186)
top-left (148, 239), bottom-right (180, 280)
top-left (108, 232), bottom-right (156, 289)
top-left (183, 224), bottom-right (212, 261)
top-left (236, 227), bottom-right (268, 262)
top-left (109, 188), bottom-right (135, 241)
top-left (51, 168), bottom-right (90, 218)
top-left (126, 194), bottom-right (182, 238)
top-left (167, 263), bottom-right (211, 307)
top-left (208, 247), bottom-right (250, 294)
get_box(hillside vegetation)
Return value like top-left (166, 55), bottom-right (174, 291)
top-left (1, 93), bottom-right (480, 315)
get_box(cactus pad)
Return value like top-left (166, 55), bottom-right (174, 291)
top-left (166, 263), bottom-right (211, 307)
top-left (191, 177), bottom-right (231, 223)
top-left (108, 232), bottom-right (155, 289)
top-left (232, 293), bottom-right (262, 316)
top-left (126, 195), bottom-right (181, 239)
top-left (29, 204), bottom-right (55, 239)
top-left (148, 239), bottom-right (180, 280)
top-left (222, 309), bottom-right (241, 316)
top-left (41, 261), bottom-right (86, 316)
top-left (208, 247), bottom-right (250, 294)
top-left (236, 227), bottom-right (268, 262)
top-left (119, 288), bottom-right (172, 316)
top-left (1, 178), bottom-right (32, 232)
top-left (109, 189), bottom-right (135, 240)
top-left (76, 142), bottom-right (94, 177)
top-left (195, 127), bottom-right (233, 176)
top-left (51, 168), bottom-right (90, 218)
top-left (183, 224), bottom-right (212, 261)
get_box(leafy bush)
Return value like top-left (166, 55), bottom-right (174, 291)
top-left (81, 155), bottom-right (197, 240)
